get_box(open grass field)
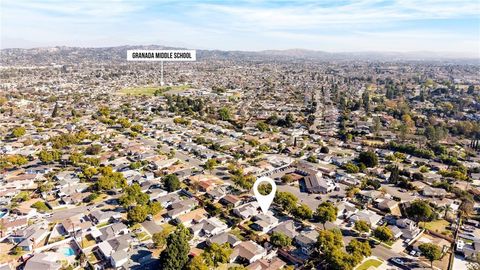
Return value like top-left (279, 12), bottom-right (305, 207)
top-left (119, 85), bottom-right (190, 96)
top-left (356, 258), bottom-right (383, 270)
top-left (422, 219), bottom-right (450, 233)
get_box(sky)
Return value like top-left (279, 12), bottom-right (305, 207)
top-left (1, 0), bottom-right (479, 56)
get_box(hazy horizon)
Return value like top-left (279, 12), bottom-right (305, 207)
top-left (1, 0), bottom-right (479, 58)
top-left (1, 44), bottom-right (478, 60)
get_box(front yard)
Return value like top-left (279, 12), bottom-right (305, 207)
top-left (356, 258), bottom-right (383, 270)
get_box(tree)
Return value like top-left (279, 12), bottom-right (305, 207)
top-left (204, 158), bottom-right (218, 173)
top-left (354, 220), bottom-right (370, 234)
top-left (326, 248), bottom-right (357, 270)
top-left (51, 102), bottom-right (59, 117)
top-left (117, 117), bottom-right (131, 128)
top-left (148, 201), bottom-right (163, 215)
top-left (281, 174), bottom-right (294, 184)
top-left (256, 121), bottom-right (269, 132)
top-left (11, 126), bottom-right (26, 138)
top-left (346, 239), bottom-right (371, 258)
top-left (38, 181), bottom-right (53, 193)
top-left (388, 166), bottom-right (400, 184)
top-left (406, 200), bottom-right (434, 223)
top-left (131, 124), bottom-right (143, 133)
top-left (317, 229), bottom-right (343, 256)
top-left (203, 243), bottom-right (232, 267)
top-left (82, 166), bottom-right (98, 180)
top-left (274, 191), bottom-right (298, 213)
top-left (315, 202), bottom-right (338, 229)
top-left (159, 225), bottom-right (190, 270)
top-left (270, 232), bottom-right (292, 248)
top-left (460, 200), bottom-right (474, 218)
top-left (373, 226), bottom-right (393, 242)
top-left (85, 193), bottom-right (99, 203)
top-left (292, 204), bottom-right (313, 220)
top-left (119, 183), bottom-right (149, 207)
top-left (38, 150), bottom-right (61, 163)
top-left (372, 116), bottom-right (381, 135)
top-left (419, 243), bottom-right (442, 268)
top-left (228, 266), bottom-right (247, 270)
top-left (98, 106), bottom-right (110, 117)
top-left (362, 91), bottom-right (370, 113)
top-left (306, 155), bottom-right (318, 163)
top-left (85, 144), bottom-right (102, 155)
top-left (467, 85), bottom-right (475, 94)
top-left (31, 201), bottom-right (49, 212)
top-left (69, 152), bottom-right (84, 165)
top-left (185, 256), bottom-right (208, 270)
top-left (358, 151), bottom-right (378, 167)
top-left (97, 175), bottom-right (115, 190)
top-left (320, 146), bottom-right (330, 154)
top-left (285, 113), bottom-right (294, 127)
top-left (218, 107), bottom-right (231, 121)
top-left (343, 162), bottom-right (360, 173)
top-left (153, 231), bottom-right (169, 248)
top-left (163, 174), bottom-right (180, 192)
top-left (13, 191), bottom-right (29, 203)
top-left (127, 205), bottom-right (148, 223)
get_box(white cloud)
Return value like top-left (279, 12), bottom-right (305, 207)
top-left (0, 0), bottom-right (478, 55)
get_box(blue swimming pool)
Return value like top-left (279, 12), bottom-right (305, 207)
top-left (62, 247), bottom-right (75, 256)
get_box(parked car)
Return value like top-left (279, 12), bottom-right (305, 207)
top-left (390, 257), bottom-right (405, 266)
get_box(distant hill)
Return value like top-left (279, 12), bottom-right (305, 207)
top-left (0, 45), bottom-right (478, 66)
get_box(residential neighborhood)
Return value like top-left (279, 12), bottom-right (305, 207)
top-left (0, 45), bottom-right (479, 270)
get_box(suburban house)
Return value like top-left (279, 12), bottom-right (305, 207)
top-left (349, 210), bottom-right (383, 228)
top-left (207, 232), bottom-right (242, 247)
top-left (233, 202), bottom-right (259, 219)
top-left (295, 228), bottom-right (319, 255)
top-left (304, 172), bottom-right (336, 194)
top-left (271, 220), bottom-right (298, 239)
top-left (230, 240), bottom-right (267, 264)
top-left (89, 210), bottom-right (121, 225)
top-left (191, 217), bottom-right (228, 237)
top-left (396, 218), bottom-right (422, 241)
top-left (220, 194), bottom-right (242, 208)
top-left (251, 213), bottom-right (279, 233)
top-left (166, 198), bottom-right (198, 220)
top-left (247, 257), bottom-right (287, 270)
top-left (175, 208), bottom-right (208, 227)
top-left (23, 253), bottom-right (61, 270)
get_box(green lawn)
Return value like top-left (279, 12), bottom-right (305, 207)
top-left (161, 223), bottom-right (176, 235)
top-left (81, 235), bottom-right (96, 248)
top-left (356, 259), bottom-right (383, 270)
top-left (96, 222), bottom-right (110, 228)
top-left (135, 231), bottom-right (151, 241)
top-left (371, 237), bottom-right (394, 247)
top-left (421, 219), bottom-right (450, 233)
top-left (119, 85), bottom-right (190, 96)
top-left (229, 228), bottom-right (246, 241)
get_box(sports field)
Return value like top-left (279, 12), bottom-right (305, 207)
top-left (119, 85), bottom-right (190, 96)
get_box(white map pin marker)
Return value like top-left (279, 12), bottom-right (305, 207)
top-left (253, 176), bottom-right (277, 214)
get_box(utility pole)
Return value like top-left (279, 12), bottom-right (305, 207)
top-left (160, 61), bottom-right (164, 86)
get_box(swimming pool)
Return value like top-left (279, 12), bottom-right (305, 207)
top-left (61, 247), bottom-right (75, 256)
